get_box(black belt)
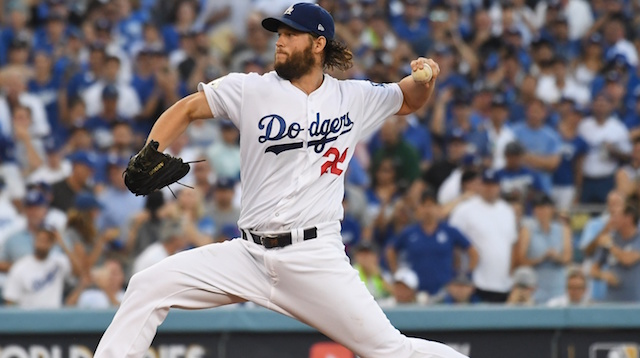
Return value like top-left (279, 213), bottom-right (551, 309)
top-left (241, 227), bottom-right (317, 249)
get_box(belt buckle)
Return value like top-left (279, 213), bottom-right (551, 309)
top-left (260, 235), bottom-right (280, 248)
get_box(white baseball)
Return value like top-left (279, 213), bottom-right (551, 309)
top-left (412, 64), bottom-right (433, 83)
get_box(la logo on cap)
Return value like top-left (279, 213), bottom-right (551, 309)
top-left (284, 5), bottom-right (294, 15)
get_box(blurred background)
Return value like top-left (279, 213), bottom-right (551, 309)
top-left (0, 0), bottom-right (640, 356)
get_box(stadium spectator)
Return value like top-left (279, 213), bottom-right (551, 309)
top-left (438, 169), bottom-right (481, 219)
top-left (390, 0), bottom-right (428, 50)
top-left (615, 139), bottom-right (640, 198)
top-left (547, 266), bottom-right (590, 307)
top-left (364, 158), bottom-right (401, 243)
top-left (126, 192), bottom-right (165, 260)
top-left (5, 32), bottom-right (31, 69)
top-left (578, 93), bottom-right (631, 203)
top-left (97, 156), bottom-right (145, 245)
top-left (591, 205), bottom-right (640, 302)
top-left (0, 4), bottom-right (30, 66)
top-left (132, 219), bottom-right (186, 275)
top-left (602, 14), bottom-right (638, 68)
top-left (437, 152), bottom-right (480, 205)
top-left (66, 43), bottom-right (107, 100)
top-left (486, 93), bottom-right (516, 170)
top-left (422, 130), bottom-right (468, 196)
top-left (0, 68), bottom-right (50, 139)
top-left (495, 141), bottom-right (545, 204)
top-left (106, 120), bottom-right (137, 159)
top-left (370, 117), bottom-right (420, 191)
top-left (387, 189), bottom-right (478, 296)
top-left (191, 160), bottom-right (214, 202)
top-left (369, 115), bottom-right (433, 172)
top-left (535, 56), bottom-right (590, 106)
top-left (228, 11), bottom-right (274, 73)
top-left (28, 136), bottom-right (71, 187)
top-left (552, 101), bottom-right (588, 212)
top-left (432, 91), bottom-right (487, 162)
top-left (64, 192), bottom-right (119, 280)
top-left (625, 91), bottom-right (640, 139)
top-left (547, 15), bottom-right (581, 62)
top-left (516, 194), bottom-right (572, 303)
top-left (28, 51), bottom-right (64, 141)
top-left (70, 258), bottom-right (126, 308)
top-left (0, 189), bottom-right (52, 273)
top-left (82, 55), bottom-right (141, 120)
top-left (571, 34), bottom-right (605, 89)
top-left (579, 190), bottom-right (625, 301)
top-left (511, 98), bottom-right (561, 193)
top-left (205, 120), bottom-right (241, 180)
top-left (168, 188), bottom-right (214, 247)
top-left (50, 151), bottom-right (96, 212)
top-left (506, 266), bottom-right (537, 306)
top-left (352, 241), bottom-right (390, 301)
top-left (3, 226), bottom-right (80, 308)
top-left (85, 85), bottom-right (130, 150)
top-left (449, 169), bottom-right (518, 303)
top-left (341, 193), bottom-right (362, 255)
top-left (534, 0), bottom-right (593, 41)
top-left (207, 178), bottom-right (240, 238)
top-left (379, 267), bottom-right (427, 307)
top-left (0, 178), bottom-right (26, 250)
top-left (11, 105), bottom-right (45, 177)
top-left (436, 273), bottom-right (481, 305)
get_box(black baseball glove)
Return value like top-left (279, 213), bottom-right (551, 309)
top-left (123, 140), bottom-right (191, 196)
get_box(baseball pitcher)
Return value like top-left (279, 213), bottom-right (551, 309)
top-left (95, 3), bottom-right (468, 358)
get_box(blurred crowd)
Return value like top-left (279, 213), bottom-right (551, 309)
top-left (1, 0), bottom-right (640, 310)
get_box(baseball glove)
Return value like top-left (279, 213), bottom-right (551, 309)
top-left (123, 140), bottom-right (191, 196)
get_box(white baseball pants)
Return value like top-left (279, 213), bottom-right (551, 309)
top-left (94, 222), bottom-right (468, 358)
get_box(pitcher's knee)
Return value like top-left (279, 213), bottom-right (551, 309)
top-left (126, 267), bottom-right (166, 302)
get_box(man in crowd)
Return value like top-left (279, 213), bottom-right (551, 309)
top-left (591, 205), bottom-right (640, 302)
top-left (387, 189), bottom-right (477, 297)
top-left (449, 169), bottom-right (519, 302)
top-left (3, 226), bottom-right (80, 308)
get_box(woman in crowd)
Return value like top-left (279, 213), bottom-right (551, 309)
top-left (515, 194), bottom-right (572, 303)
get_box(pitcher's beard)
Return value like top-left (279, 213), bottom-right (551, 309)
top-left (275, 45), bottom-right (316, 81)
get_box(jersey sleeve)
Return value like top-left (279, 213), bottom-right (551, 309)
top-left (448, 226), bottom-right (471, 249)
top-left (353, 81), bottom-right (404, 140)
top-left (577, 137), bottom-right (589, 156)
top-left (389, 231), bottom-right (406, 251)
top-left (197, 73), bottom-right (245, 127)
top-left (447, 204), bottom-right (468, 235)
top-left (531, 171), bottom-right (545, 192)
top-left (2, 263), bottom-right (22, 303)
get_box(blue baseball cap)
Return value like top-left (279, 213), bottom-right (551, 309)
top-left (491, 93), bottom-right (508, 107)
top-left (74, 192), bottom-right (103, 210)
top-left (215, 177), bottom-right (236, 190)
top-left (106, 154), bottom-right (129, 168)
top-left (102, 84), bottom-right (119, 99)
top-left (482, 168), bottom-right (499, 184)
top-left (262, 3), bottom-right (335, 40)
top-left (68, 151), bottom-right (97, 169)
top-left (24, 189), bottom-right (48, 207)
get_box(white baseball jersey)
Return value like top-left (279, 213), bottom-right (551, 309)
top-left (198, 72), bottom-right (403, 232)
top-left (3, 252), bottom-right (72, 308)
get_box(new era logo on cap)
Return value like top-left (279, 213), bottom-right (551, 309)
top-left (318, 24), bottom-right (324, 31)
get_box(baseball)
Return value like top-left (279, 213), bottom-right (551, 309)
top-left (412, 64), bottom-right (433, 83)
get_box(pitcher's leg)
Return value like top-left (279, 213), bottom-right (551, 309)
top-left (272, 239), bottom-right (468, 358)
top-left (95, 239), bottom-right (269, 358)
